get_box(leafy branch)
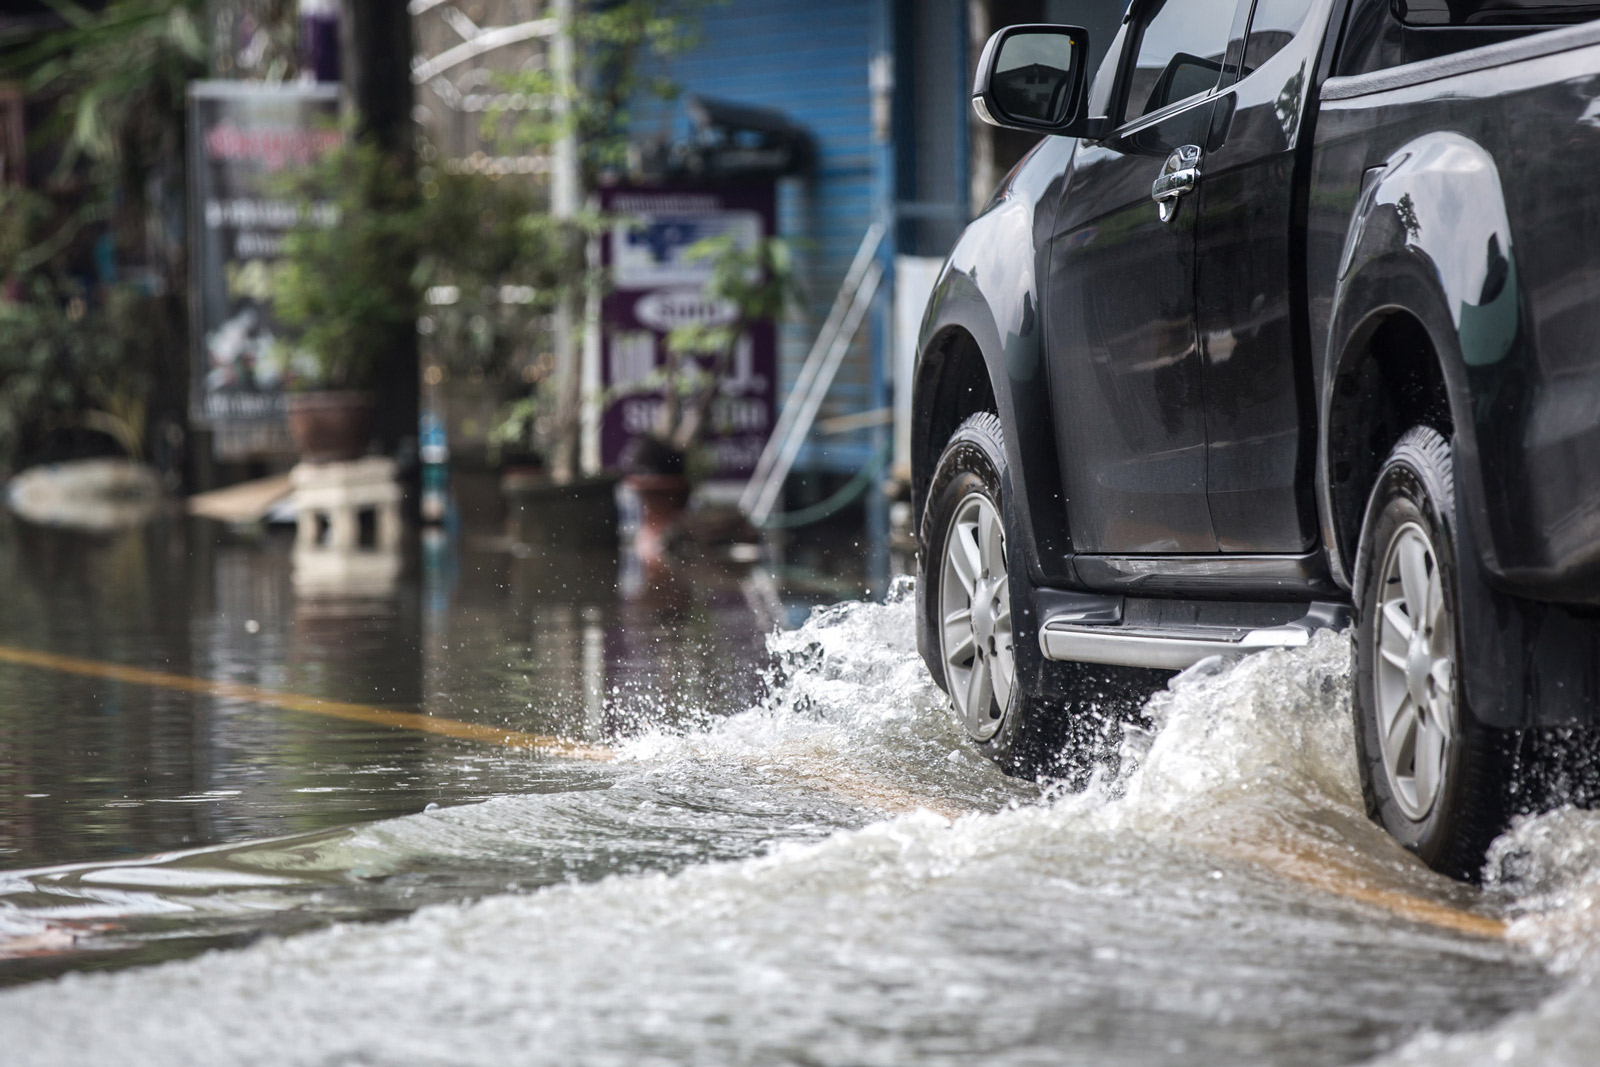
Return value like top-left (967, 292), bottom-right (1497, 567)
top-left (272, 139), bottom-right (423, 389)
top-left (487, 0), bottom-right (703, 188)
top-left (2, 0), bottom-right (205, 185)
top-left (643, 234), bottom-right (796, 455)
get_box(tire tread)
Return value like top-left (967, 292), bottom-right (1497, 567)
top-left (1353, 425), bottom-right (1519, 880)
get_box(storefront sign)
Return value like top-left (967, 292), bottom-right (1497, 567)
top-left (187, 82), bottom-right (341, 457)
top-left (599, 185), bottom-right (777, 481)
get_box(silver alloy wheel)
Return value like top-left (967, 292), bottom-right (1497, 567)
top-left (939, 492), bottom-right (1014, 742)
top-left (1373, 521), bottom-right (1456, 820)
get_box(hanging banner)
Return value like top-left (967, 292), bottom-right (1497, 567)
top-left (599, 184), bottom-right (778, 481)
top-left (187, 81), bottom-right (342, 458)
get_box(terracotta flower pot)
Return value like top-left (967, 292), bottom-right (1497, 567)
top-left (285, 390), bottom-right (376, 462)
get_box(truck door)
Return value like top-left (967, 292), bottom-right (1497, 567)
top-left (1192, 0), bottom-right (1328, 552)
top-left (1047, 0), bottom-right (1245, 554)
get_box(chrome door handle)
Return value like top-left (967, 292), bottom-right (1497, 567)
top-left (1151, 144), bottom-right (1202, 223)
top-left (1151, 168), bottom-right (1197, 200)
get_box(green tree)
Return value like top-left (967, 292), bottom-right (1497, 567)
top-left (479, 0), bottom-right (704, 479)
top-left (0, 0), bottom-right (207, 474)
top-left (2, 0), bottom-right (206, 281)
top-left (0, 188), bottom-right (157, 473)
top-left (491, 1), bottom-right (702, 189)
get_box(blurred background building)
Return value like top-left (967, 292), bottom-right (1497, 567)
top-left (406, 0), bottom-right (1125, 496)
top-left (0, 0), bottom-right (1127, 509)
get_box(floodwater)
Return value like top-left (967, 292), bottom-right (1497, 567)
top-left (2, 489), bottom-right (1599, 1064)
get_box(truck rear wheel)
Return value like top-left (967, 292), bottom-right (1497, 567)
top-left (1352, 426), bottom-right (1518, 879)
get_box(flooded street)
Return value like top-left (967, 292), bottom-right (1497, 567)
top-left (1, 499), bottom-right (1598, 1064)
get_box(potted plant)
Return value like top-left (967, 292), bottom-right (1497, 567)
top-left (274, 138), bottom-right (421, 462)
top-left (619, 234), bottom-right (795, 553)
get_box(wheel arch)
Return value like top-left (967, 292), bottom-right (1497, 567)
top-left (1322, 303), bottom-right (1456, 589)
top-left (1320, 132), bottom-right (1536, 730)
top-left (911, 323), bottom-right (995, 525)
top-left (1319, 131), bottom-right (1517, 591)
top-left (912, 261), bottom-right (1073, 588)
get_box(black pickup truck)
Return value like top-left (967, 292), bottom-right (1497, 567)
top-left (912, 0), bottom-right (1600, 877)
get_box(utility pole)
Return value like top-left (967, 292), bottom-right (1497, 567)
top-left (549, 0), bottom-right (584, 483)
top-left (340, 0), bottom-right (420, 460)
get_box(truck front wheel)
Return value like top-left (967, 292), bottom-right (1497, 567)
top-left (1352, 426), bottom-right (1518, 879)
top-left (919, 413), bottom-right (1040, 771)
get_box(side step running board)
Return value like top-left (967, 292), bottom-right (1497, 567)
top-left (1039, 602), bottom-right (1351, 671)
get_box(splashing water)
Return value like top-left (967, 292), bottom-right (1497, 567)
top-left (1365, 804), bottom-right (1600, 1065)
top-left (0, 590), bottom-right (1565, 1065)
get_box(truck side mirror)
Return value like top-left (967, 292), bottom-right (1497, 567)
top-left (972, 25), bottom-right (1103, 139)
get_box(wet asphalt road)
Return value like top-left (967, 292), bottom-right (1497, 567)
top-left (1, 494), bottom-right (1599, 1065)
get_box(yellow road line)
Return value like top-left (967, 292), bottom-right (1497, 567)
top-left (0, 645), bottom-right (1506, 938)
top-left (766, 766), bottom-right (1507, 939)
top-left (1211, 835), bottom-right (1507, 940)
top-left (0, 644), bottom-right (609, 761)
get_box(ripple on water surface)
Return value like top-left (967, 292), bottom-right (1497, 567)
top-left (0, 591), bottom-right (1582, 1065)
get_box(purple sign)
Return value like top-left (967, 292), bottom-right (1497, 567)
top-left (599, 185), bottom-right (777, 480)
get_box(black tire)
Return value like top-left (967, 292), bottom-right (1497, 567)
top-left (917, 412), bottom-right (1043, 771)
top-left (1352, 426), bottom-right (1519, 879)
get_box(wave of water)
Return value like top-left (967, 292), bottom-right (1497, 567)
top-left (0, 586), bottom-right (1027, 970)
top-left (1370, 804), bottom-right (1600, 1065)
top-left (0, 589), bottom-right (1573, 1065)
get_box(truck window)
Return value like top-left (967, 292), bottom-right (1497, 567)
top-left (1243, 0), bottom-right (1316, 73)
top-left (1339, 0), bottom-right (1597, 74)
top-left (1395, 0), bottom-right (1600, 25)
top-left (1122, 0), bottom-right (1241, 123)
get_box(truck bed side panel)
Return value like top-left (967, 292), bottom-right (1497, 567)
top-left (1309, 26), bottom-right (1600, 602)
